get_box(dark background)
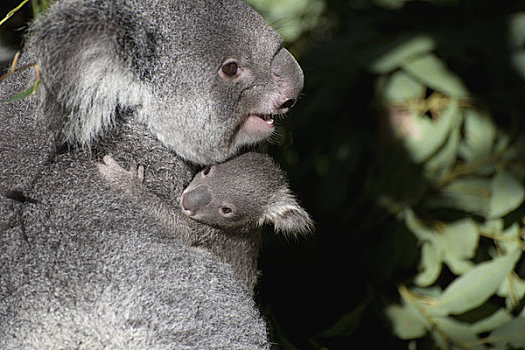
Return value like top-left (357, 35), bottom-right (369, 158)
top-left (2, 0), bottom-right (525, 349)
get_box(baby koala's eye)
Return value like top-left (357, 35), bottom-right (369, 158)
top-left (220, 207), bottom-right (234, 217)
top-left (220, 61), bottom-right (239, 78)
top-left (202, 167), bottom-right (211, 176)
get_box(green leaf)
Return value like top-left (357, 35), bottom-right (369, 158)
top-left (370, 36), bottom-right (435, 74)
top-left (404, 209), bottom-right (434, 240)
top-left (415, 242), bottom-right (442, 287)
top-left (2, 79), bottom-right (41, 103)
top-left (489, 171), bottom-right (525, 218)
top-left (433, 177), bottom-right (491, 216)
top-left (509, 13), bottom-right (525, 49)
top-left (479, 218), bottom-right (504, 234)
top-left (511, 50), bottom-right (525, 81)
top-left (372, 0), bottom-right (407, 10)
top-left (498, 273), bottom-right (525, 309)
top-left (471, 309), bottom-right (513, 334)
top-left (427, 249), bottom-right (521, 316)
top-left (489, 316), bottom-right (525, 348)
top-left (498, 223), bottom-right (521, 255)
top-left (433, 317), bottom-right (481, 348)
top-left (384, 71), bottom-right (425, 102)
top-left (458, 110), bottom-right (496, 163)
top-left (404, 98), bottom-right (459, 163)
top-left (386, 303), bottom-right (430, 340)
top-left (402, 54), bottom-right (469, 97)
top-left (424, 120), bottom-right (461, 179)
top-left (439, 219), bottom-right (478, 275)
top-left (247, 0), bottom-right (324, 42)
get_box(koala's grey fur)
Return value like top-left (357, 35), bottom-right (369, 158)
top-left (180, 152), bottom-right (313, 235)
top-left (0, 0), bottom-right (304, 348)
top-left (98, 152), bottom-right (313, 288)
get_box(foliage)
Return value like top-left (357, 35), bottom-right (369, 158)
top-left (246, 0), bottom-right (326, 56)
top-left (256, 0), bottom-right (525, 349)
top-left (378, 32), bottom-right (525, 349)
top-left (0, 1), bottom-right (49, 100)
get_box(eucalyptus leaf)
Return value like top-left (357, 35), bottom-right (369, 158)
top-left (370, 36), bottom-right (435, 74)
top-left (458, 110), bottom-right (496, 163)
top-left (511, 50), bottom-right (525, 81)
top-left (489, 316), bottom-right (525, 348)
top-left (433, 177), bottom-right (491, 216)
top-left (493, 132), bottom-right (511, 156)
top-left (498, 223), bottom-right (521, 254)
top-left (471, 309), bottom-right (513, 334)
top-left (384, 71), bottom-right (425, 102)
top-left (2, 80), bottom-right (41, 103)
top-left (427, 249), bottom-right (521, 316)
top-left (404, 98), bottom-right (458, 163)
top-left (431, 330), bottom-right (448, 350)
top-left (404, 209), bottom-right (435, 241)
top-left (411, 286), bottom-right (443, 298)
top-left (386, 303), bottom-right (430, 339)
top-left (402, 54), bottom-right (469, 98)
top-left (415, 242), bottom-right (442, 287)
top-left (433, 317), bottom-right (481, 349)
top-left (497, 256), bottom-right (525, 309)
top-left (246, 0), bottom-right (324, 42)
top-left (439, 219), bottom-right (478, 275)
top-left (488, 171), bottom-right (525, 219)
top-left (425, 121), bottom-right (461, 180)
top-left (479, 218), bottom-right (504, 234)
top-left (509, 13), bottom-right (525, 49)
top-left (372, 0), bottom-right (407, 10)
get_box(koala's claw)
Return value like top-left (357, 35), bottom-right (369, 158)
top-left (98, 155), bottom-right (145, 186)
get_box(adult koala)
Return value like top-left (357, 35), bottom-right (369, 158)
top-left (0, 0), bottom-right (303, 348)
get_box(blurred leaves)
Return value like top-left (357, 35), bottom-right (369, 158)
top-left (246, 0), bottom-right (325, 48)
top-left (489, 171), bottom-right (525, 219)
top-left (243, 0), bottom-right (525, 349)
top-left (379, 20), bottom-right (525, 349)
top-left (371, 36), bottom-right (435, 74)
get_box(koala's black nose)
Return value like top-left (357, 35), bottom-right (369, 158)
top-left (182, 186), bottom-right (212, 212)
top-left (280, 99), bottom-right (295, 110)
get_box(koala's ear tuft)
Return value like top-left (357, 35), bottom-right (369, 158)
top-left (27, 5), bottom-right (152, 147)
top-left (262, 191), bottom-right (314, 237)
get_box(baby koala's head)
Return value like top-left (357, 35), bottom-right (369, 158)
top-left (181, 152), bottom-right (313, 236)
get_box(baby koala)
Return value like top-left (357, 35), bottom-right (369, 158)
top-left (179, 152), bottom-right (313, 235)
top-left (98, 152), bottom-right (313, 289)
top-left (98, 151), bottom-right (313, 236)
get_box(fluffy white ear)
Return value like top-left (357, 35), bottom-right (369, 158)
top-left (261, 191), bottom-right (314, 236)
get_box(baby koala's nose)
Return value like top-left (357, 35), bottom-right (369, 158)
top-left (181, 186), bottom-right (212, 214)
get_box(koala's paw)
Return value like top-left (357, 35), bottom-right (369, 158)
top-left (97, 155), bottom-right (145, 193)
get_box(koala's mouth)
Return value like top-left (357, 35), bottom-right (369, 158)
top-left (255, 114), bottom-right (275, 126)
top-left (236, 113), bottom-right (275, 139)
top-left (246, 113), bottom-right (275, 128)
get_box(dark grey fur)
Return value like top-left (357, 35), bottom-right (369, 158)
top-left (98, 152), bottom-right (313, 289)
top-left (0, 0), bottom-right (304, 348)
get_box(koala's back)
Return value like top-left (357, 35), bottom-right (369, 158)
top-left (0, 149), bottom-right (268, 349)
top-left (0, 0), bottom-right (301, 345)
top-left (0, 50), bottom-right (267, 350)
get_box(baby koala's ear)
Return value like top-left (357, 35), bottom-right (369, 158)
top-left (261, 191), bottom-right (314, 237)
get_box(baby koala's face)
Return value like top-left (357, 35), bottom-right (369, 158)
top-left (180, 153), bottom-right (281, 230)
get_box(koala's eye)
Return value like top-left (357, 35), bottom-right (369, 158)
top-left (221, 61), bottom-right (239, 77)
top-left (202, 167), bottom-right (211, 176)
top-left (220, 207), bottom-right (234, 217)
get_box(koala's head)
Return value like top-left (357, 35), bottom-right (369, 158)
top-left (180, 152), bottom-right (313, 236)
top-left (28, 0), bottom-right (303, 165)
